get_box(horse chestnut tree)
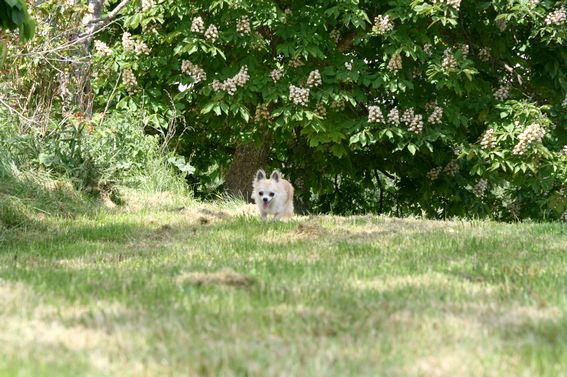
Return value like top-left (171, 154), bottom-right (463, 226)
top-left (91, 0), bottom-right (567, 220)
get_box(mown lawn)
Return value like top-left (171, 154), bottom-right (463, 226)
top-left (1, 191), bottom-right (566, 377)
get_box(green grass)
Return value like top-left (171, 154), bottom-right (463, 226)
top-left (0, 162), bottom-right (95, 235)
top-left (1, 189), bottom-right (566, 376)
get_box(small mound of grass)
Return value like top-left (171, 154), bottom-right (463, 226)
top-left (0, 161), bottom-right (94, 232)
top-left (0, 198), bottom-right (30, 229)
top-left (296, 220), bottom-right (326, 237)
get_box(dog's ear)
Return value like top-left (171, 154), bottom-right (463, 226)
top-left (270, 171), bottom-right (280, 182)
top-left (256, 169), bottom-right (266, 181)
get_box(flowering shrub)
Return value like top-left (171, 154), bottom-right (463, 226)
top-left (6, 0), bottom-right (566, 219)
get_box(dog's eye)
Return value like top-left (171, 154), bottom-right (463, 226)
top-left (259, 191), bottom-right (263, 196)
top-left (269, 192), bottom-right (275, 197)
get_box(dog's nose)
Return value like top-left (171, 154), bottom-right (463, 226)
top-left (263, 197), bottom-right (268, 202)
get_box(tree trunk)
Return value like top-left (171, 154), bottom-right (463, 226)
top-left (224, 137), bottom-right (270, 201)
top-left (75, 0), bottom-right (105, 116)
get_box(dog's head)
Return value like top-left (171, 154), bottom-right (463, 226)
top-left (252, 169), bottom-right (285, 209)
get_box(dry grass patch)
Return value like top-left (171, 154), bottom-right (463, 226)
top-left (179, 207), bottom-right (229, 225)
top-left (500, 305), bottom-right (563, 326)
top-left (317, 215), bottom-right (461, 242)
top-left (144, 223), bottom-right (179, 241)
top-left (296, 220), bottom-right (327, 237)
top-left (53, 257), bottom-right (97, 270)
top-left (176, 204), bottom-right (256, 225)
top-left (351, 272), bottom-right (500, 296)
top-left (407, 346), bottom-right (495, 377)
top-left (121, 191), bottom-right (181, 212)
top-left (176, 269), bottom-right (255, 287)
top-left (0, 280), bottom-right (32, 313)
top-left (255, 219), bottom-right (327, 246)
top-left (458, 302), bottom-right (564, 331)
top-left (0, 279), bottom-right (158, 375)
top-left (1, 279), bottom-right (133, 339)
top-left (268, 303), bottom-right (333, 321)
top-left (4, 317), bottom-right (110, 351)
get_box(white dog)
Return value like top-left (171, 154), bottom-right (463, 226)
top-left (251, 169), bottom-right (294, 219)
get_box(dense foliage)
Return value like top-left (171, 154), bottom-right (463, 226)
top-left (2, 0), bottom-right (566, 220)
top-left (0, 1), bottom-right (188, 196)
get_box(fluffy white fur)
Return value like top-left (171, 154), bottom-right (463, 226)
top-left (251, 169), bottom-right (294, 219)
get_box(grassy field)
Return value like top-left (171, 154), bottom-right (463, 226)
top-left (1, 188), bottom-right (566, 377)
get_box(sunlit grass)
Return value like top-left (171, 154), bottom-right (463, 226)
top-left (1, 191), bottom-right (566, 376)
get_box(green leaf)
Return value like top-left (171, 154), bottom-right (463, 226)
top-left (125, 13), bottom-right (143, 29)
top-left (489, 161), bottom-right (501, 171)
top-left (11, 10), bottom-right (24, 26)
top-left (200, 102), bottom-right (215, 114)
top-left (213, 104), bottom-right (222, 116)
top-left (360, 132), bottom-right (367, 146)
top-left (330, 144), bottom-right (347, 158)
top-left (186, 44), bottom-right (199, 55)
top-left (128, 99), bottom-right (138, 111)
top-left (407, 144), bottom-right (417, 155)
top-left (38, 153), bottom-right (56, 167)
top-left (239, 107), bottom-right (250, 122)
top-left (220, 103), bottom-right (229, 115)
top-left (349, 133), bottom-right (360, 145)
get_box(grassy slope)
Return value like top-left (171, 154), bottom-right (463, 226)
top-left (1, 189), bottom-right (566, 377)
top-left (0, 163), bottom-right (94, 234)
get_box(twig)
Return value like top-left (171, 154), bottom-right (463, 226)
top-left (99, 71), bottom-right (122, 126)
top-left (0, 96), bottom-right (40, 125)
top-left (174, 116), bottom-right (192, 152)
top-left (160, 90), bottom-right (178, 153)
top-left (15, 18), bottom-right (122, 58)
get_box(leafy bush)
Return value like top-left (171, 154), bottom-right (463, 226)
top-left (0, 110), bottom-right (192, 195)
top-left (0, 154), bottom-right (92, 233)
top-left (0, 0), bottom-right (192, 197)
top-left (82, 0), bottom-right (566, 220)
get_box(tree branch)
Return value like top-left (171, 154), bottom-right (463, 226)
top-left (80, 0), bottom-right (132, 38)
top-left (0, 96), bottom-right (40, 125)
top-left (15, 18), bottom-right (121, 58)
